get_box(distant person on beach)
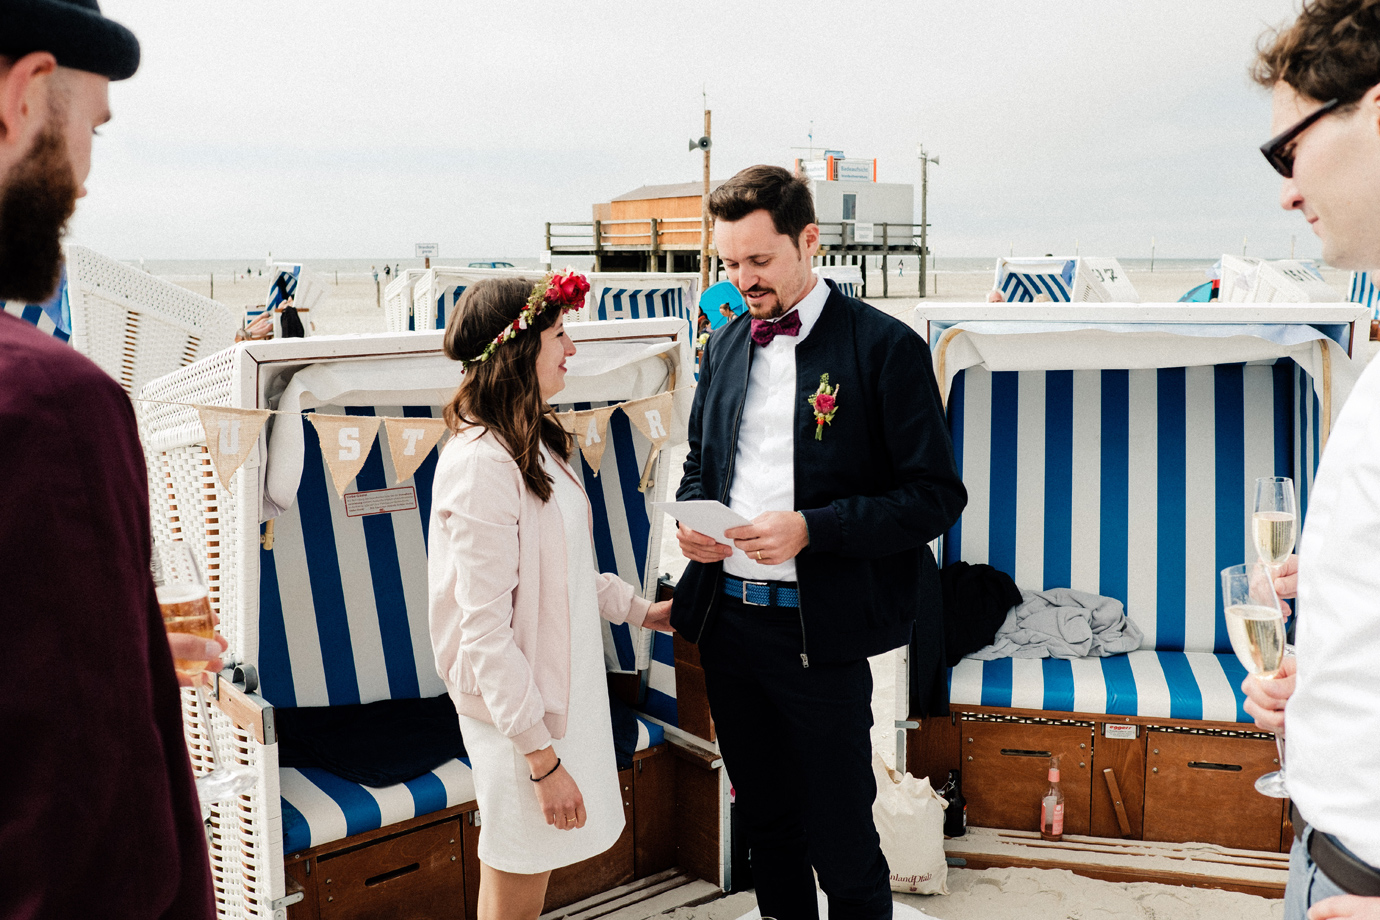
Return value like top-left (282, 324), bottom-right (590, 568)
top-left (1242, 3), bottom-right (1380, 919)
top-left (0, 2), bottom-right (216, 918)
top-left (673, 165), bottom-right (966, 919)
top-left (385, 264), bottom-right (391, 277)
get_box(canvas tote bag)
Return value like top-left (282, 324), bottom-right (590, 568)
top-left (871, 751), bottom-right (949, 895)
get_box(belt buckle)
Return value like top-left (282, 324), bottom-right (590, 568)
top-left (741, 580), bottom-right (771, 606)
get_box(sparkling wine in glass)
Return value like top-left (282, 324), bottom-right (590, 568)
top-left (154, 542), bottom-right (256, 806)
top-left (1221, 562), bottom-right (1289, 798)
top-left (1253, 477), bottom-right (1298, 571)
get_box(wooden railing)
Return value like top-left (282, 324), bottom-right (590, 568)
top-left (546, 220), bottom-right (923, 253)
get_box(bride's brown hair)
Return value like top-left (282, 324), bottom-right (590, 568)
top-left (443, 277), bottom-right (574, 503)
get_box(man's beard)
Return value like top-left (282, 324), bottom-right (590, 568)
top-left (0, 120), bottom-right (78, 304)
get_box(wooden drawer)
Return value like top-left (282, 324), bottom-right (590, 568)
top-left (316, 818), bottom-right (464, 920)
top-left (961, 719), bottom-right (1094, 834)
top-left (1143, 731), bottom-right (1284, 851)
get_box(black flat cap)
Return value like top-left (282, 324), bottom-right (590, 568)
top-left (1, 0), bottom-right (140, 81)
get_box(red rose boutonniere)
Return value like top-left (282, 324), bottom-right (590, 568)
top-left (807, 373), bottom-right (839, 441)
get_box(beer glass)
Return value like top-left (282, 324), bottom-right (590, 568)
top-left (1220, 562), bottom-right (1289, 797)
top-left (153, 542), bottom-right (255, 805)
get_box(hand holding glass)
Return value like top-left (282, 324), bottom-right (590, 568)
top-left (154, 542), bottom-right (255, 806)
top-left (1221, 562), bottom-right (1289, 797)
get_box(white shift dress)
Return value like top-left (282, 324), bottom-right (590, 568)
top-left (456, 449), bottom-right (625, 873)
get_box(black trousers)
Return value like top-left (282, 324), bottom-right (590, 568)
top-left (700, 595), bottom-right (892, 920)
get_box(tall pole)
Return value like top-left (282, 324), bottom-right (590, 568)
top-left (701, 108), bottom-right (712, 292)
top-left (917, 145), bottom-right (937, 298)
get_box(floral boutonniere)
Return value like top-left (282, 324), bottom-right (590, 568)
top-left (807, 374), bottom-right (840, 441)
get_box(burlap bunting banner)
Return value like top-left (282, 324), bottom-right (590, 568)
top-left (383, 417), bottom-right (449, 484)
top-left (309, 414), bottom-right (383, 497)
top-left (624, 391), bottom-right (676, 492)
top-left (197, 406), bottom-right (270, 491)
top-left (572, 405), bottom-right (617, 476)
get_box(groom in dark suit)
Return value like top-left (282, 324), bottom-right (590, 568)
top-left (672, 165), bottom-right (967, 919)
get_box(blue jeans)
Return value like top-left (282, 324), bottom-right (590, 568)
top-left (1285, 827), bottom-right (1349, 920)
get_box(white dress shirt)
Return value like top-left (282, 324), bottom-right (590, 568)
top-left (723, 273), bottom-right (829, 582)
top-left (1289, 354), bottom-right (1380, 868)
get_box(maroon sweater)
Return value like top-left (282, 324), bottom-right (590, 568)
top-left (0, 313), bottom-right (214, 919)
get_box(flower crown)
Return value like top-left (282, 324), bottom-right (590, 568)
top-left (462, 270), bottom-right (590, 369)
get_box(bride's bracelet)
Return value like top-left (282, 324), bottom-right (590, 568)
top-left (530, 757), bottom-right (562, 783)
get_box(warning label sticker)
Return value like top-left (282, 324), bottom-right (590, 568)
top-left (344, 486), bottom-right (418, 518)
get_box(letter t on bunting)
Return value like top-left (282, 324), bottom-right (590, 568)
top-left (382, 417), bottom-right (448, 484)
top-left (308, 414), bottom-right (382, 497)
top-left (196, 406), bottom-right (270, 491)
top-left (625, 391), bottom-right (675, 492)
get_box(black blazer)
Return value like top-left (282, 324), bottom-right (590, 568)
top-left (672, 281), bottom-right (968, 665)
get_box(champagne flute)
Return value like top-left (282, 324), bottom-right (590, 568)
top-left (1253, 477), bottom-right (1298, 576)
top-left (153, 542), bottom-right (256, 805)
top-left (1221, 562), bottom-right (1289, 797)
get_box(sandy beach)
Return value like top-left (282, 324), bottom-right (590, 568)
top-left (165, 265), bottom-right (1342, 920)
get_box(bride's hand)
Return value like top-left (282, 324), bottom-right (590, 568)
top-left (525, 748), bottom-right (586, 830)
top-left (643, 600), bottom-right (674, 633)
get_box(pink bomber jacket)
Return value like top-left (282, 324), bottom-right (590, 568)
top-left (428, 427), bottom-right (651, 755)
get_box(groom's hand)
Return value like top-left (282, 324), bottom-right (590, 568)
top-left (726, 511), bottom-right (809, 566)
top-left (678, 523), bottom-right (733, 563)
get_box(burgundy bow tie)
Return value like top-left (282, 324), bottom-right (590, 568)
top-left (750, 310), bottom-right (802, 346)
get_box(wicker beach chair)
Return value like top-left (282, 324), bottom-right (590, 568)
top-left (906, 301), bottom-right (1366, 873)
top-left (815, 265), bottom-right (863, 298)
top-left (138, 319), bottom-right (726, 920)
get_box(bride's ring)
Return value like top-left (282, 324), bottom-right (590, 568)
top-left (756, 550), bottom-right (763, 561)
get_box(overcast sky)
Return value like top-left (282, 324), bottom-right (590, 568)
top-left (68, 0), bottom-right (1312, 262)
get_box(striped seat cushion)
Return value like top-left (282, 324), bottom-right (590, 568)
top-left (945, 363), bottom-right (1319, 656)
top-left (280, 716), bottom-right (665, 854)
top-left (949, 650), bottom-right (1250, 723)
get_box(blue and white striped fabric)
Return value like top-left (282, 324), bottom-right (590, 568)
top-left (266, 267), bottom-right (300, 312)
top-left (944, 360), bottom-right (1321, 722)
top-left (2, 300), bottom-right (70, 342)
top-left (1000, 267), bottom-right (1074, 303)
top-left (257, 405), bottom-right (446, 709)
top-left (435, 284), bottom-right (466, 331)
top-left (593, 286), bottom-right (697, 353)
top-left (948, 651), bottom-right (1251, 722)
top-left (278, 713), bottom-right (665, 854)
top-left (1350, 271), bottom-right (1379, 321)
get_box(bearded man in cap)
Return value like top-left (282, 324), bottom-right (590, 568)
top-left (0, 3), bottom-right (216, 917)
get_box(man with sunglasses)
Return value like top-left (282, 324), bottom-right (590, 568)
top-left (1244, 3), bottom-right (1380, 919)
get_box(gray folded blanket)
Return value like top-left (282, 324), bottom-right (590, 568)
top-left (965, 587), bottom-right (1144, 660)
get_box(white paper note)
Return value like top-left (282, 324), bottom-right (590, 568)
top-left (652, 499), bottom-right (752, 545)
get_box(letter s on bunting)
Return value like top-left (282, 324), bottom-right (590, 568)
top-left (309, 414), bottom-right (382, 497)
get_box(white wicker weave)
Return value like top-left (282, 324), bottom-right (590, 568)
top-left (138, 322), bottom-right (691, 920)
top-left (382, 268), bottom-right (429, 333)
top-left (65, 245), bottom-right (239, 395)
top-left (1069, 257), bottom-right (1140, 303)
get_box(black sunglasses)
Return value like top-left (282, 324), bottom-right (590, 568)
top-left (1260, 97), bottom-right (1341, 178)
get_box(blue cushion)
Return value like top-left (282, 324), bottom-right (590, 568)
top-left (948, 650), bottom-right (1251, 723)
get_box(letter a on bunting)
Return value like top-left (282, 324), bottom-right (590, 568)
top-left (382, 416), bottom-right (448, 484)
top-left (573, 405), bottom-right (617, 476)
top-left (197, 407), bottom-right (270, 491)
top-left (309, 414), bottom-right (382, 497)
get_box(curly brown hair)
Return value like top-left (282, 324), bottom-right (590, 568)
top-left (442, 277), bottom-right (573, 503)
top-left (1253, 0), bottom-right (1380, 107)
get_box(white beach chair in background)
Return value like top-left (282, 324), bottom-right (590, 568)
top-left (137, 319), bottom-right (726, 920)
top-left (264, 264), bottom-right (329, 337)
top-left (1219, 256), bottom-right (1340, 303)
top-left (903, 300), bottom-right (1365, 877)
top-left (1349, 270), bottom-right (1380, 326)
top-left (815, 265), bottom-right (864, 298)
top-left (6, 245), bottom-right (238, 395)
top-left (1070, 257), bottom-right (1141, 302)
top-left (383, 268), bottom-right (430, 332)
top-left (994, 257), bottom-right (1077, 302)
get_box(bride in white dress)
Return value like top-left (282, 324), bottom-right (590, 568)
top-left (428, 275), bottom-right (673, 920)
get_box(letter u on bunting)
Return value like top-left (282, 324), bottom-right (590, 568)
top-left (382, 416), bottom-right (449, 484)
top-left (197, 407), bottom-right (271, 491)
top-left (625, 391), bottom-right (675, 492)
top-left (309, 414), bottom-right (382, 497)
top-left (572, 404), bottom-right (617, 476)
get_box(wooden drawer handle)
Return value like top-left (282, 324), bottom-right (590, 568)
top-left (1187, 761), bottom-right (1243, 771)
top-left (1000, 749), bottom-right (1053, 758)
top-left (365, 863), bottom-right (420, 887)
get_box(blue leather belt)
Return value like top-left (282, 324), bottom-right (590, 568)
top-left (723, 576), bottom-right (800, 608)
